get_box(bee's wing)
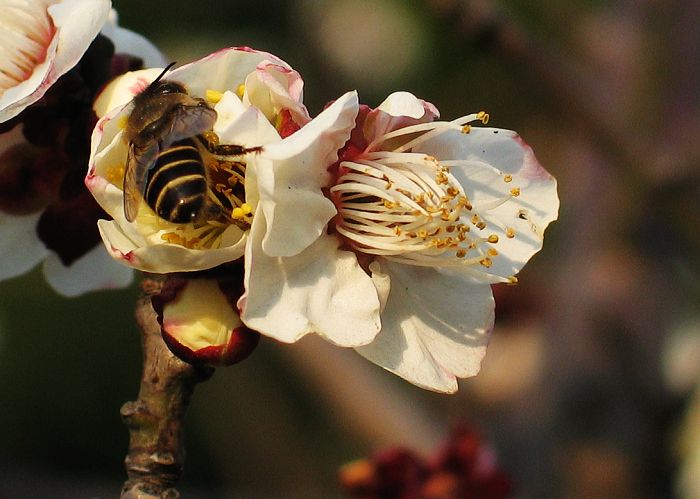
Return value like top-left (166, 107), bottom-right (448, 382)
top-left (164, 103), bottom-right (217, 143)
top-left (123, 140), bottom-right (159, 223)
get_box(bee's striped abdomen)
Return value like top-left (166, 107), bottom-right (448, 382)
top-left (145, 138), bottom-right (208, 223)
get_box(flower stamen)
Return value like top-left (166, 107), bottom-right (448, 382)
top-left (0, 0), bottom-right (55, 95)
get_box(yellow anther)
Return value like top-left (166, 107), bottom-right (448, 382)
top-left (456, 249), bottom-right (467, 258)
top-left (461, 124), bottom-right (472, 134)
top-left (435, 172), bottom-right (449, 185)
top-left (394, 227), bottom-right (402, 236)
top-left (510, 187), bottom-right (521, 197)
top-left (240, 203), bottom-right (252, 215)
top-left (477, 111), bottom-right (489, 124)
top-left (205, 89), bottom-right (224, 103)
top-left (488, 234), bottom-right (499, 243)
top-left (476, 221), bottom-right (486, 230)
top-left (507, 276), bottom-right (519, 285)
top-left (231, 207), bottom-right (245, 219)
top-left (505, 227), bottom-right (516, 238)
top-left (446, 225), bottom-right (456, 233)
top-left (488, 248), bottom-right (499, 256)
top-left (480, 257), bottom-right (493, 268)
top-left (503, 175), bottom-right (513, 183)
top-left (236, 83), bottom-right (246, 98)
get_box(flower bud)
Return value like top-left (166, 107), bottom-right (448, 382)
top-left (153, 274), bottom-right (260, 366)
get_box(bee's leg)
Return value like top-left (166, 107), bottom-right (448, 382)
top-left (199, 132), bottom-right (262, 156)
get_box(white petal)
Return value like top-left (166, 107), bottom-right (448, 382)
top-left (421, 127), bottom-right (559, 281)
top-left (97, 219), bottom-right (247, 273)
top-left (356, 259), bottom-right (494, 393)
top-left (92, 68), bottom-right (163, 118)
top-left (42, 244), bottom-right (133, 297)
top-left (169, 47), bottom-right (292, 101)
top-left (244, 59), bottom-right (310, 126)
top-left (241, 214), bottom-right (381, 346)
top-left (255, 91), bottom-right (359, 257)
top-left (0, 0), bottom-right (111, 122)
top-left (100, 9), bottom-right (166, 68)
top-left (0, 212), bottom-right (48, 280)
top-left (213, 91), bottom-right (281, 147)
top-left (367, 91), bottom-right (440, 141)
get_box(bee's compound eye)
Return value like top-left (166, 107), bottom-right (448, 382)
top-left (153, 81), bottom-right (186, 95)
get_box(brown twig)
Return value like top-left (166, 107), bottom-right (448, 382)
top-left (120, 277), bottom-right (214, 499)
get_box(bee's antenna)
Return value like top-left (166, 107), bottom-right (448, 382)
top-left (148, 61), bottom-right (177, 88)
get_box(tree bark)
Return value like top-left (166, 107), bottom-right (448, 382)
top-left (120, 277), bottom-right (214, 499)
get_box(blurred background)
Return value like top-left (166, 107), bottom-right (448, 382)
top-left (1, 0), bottom-right (699, 497)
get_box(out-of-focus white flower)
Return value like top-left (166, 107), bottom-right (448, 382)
top-left (243, 91), bottom-right (559, 392)
top-left (0, 0), bottom-right (110, 122)
top-left (0, 2), bottom-right (164, 296)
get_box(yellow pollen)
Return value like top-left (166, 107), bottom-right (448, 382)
top-left (507, 276), bottom-right (519, 285)
top-left (503, 175), bottom-right (513, 183)
top-left (446, 225), bottom-right (456, 233)
top-left (161, 232), bottom-right (200, 249)
top-left (488, 248), bottom-right (499, 256)
top-left (488, 234), bottom-right (499, 243)
top-left (105, 164), bottom-right (125, 184)
top-left (506, 227), bottom-right (516, 238)
top-left (476, 221), bottom-right (486, 230)
top-left (480, 257), bottom-right (493, 268)
top-left (510, 187), bottom-right (521, 197)
top-left (461, 124), bottom-right (472, 134)
top-left (477, 111), bottom-right (490, 124)
top-left (236, 84), bottom-right (246, 98)
top-left (117, 115), bottom-right (128, 130)
top-left (240, 203), bottom-right (252, 215)
top-left (205, 89), bottom-right (224, 103)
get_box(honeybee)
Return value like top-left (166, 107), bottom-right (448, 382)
top-left (123, 62), bottom-right (260, 224)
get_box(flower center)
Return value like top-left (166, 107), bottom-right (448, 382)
top-left (0, 0), bottom-right (55, 95)
top-left (157, 154), bottom-right (252, 250)
top-left (331, 112), bottom-right (520, 274)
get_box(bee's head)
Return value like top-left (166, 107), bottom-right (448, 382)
top-left (142, 62), bottom-right (186, 96)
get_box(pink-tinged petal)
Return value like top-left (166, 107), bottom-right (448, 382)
top-left (97, 218), bottom-right (247, 273)
top-left (244, 60), bottom-right (310, 126)
top-left (0, 212), bottom-right (49, 280)
top-left (241, 214), bottom-right (381, 346)
top-left (420, 127), bottom-right (559, 282)
top-left (100, 9), bottom-right (166, 68)
top-left (92, 68), bottom-right (163, 118)
top-left (356, 260), bottom-right (494, 394)
top-left (156, 278), bottom-right (259, 366)
top-left (255, 91), bottom-right (359, 257)
top-left (365, 91), bottom-right (440, 142)
top-left (0, 0), bottom-right (111, 122)
top-left (42, 244), bottom-right (133, 297)
top-left (169, 47), bottom-right (293, 102)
